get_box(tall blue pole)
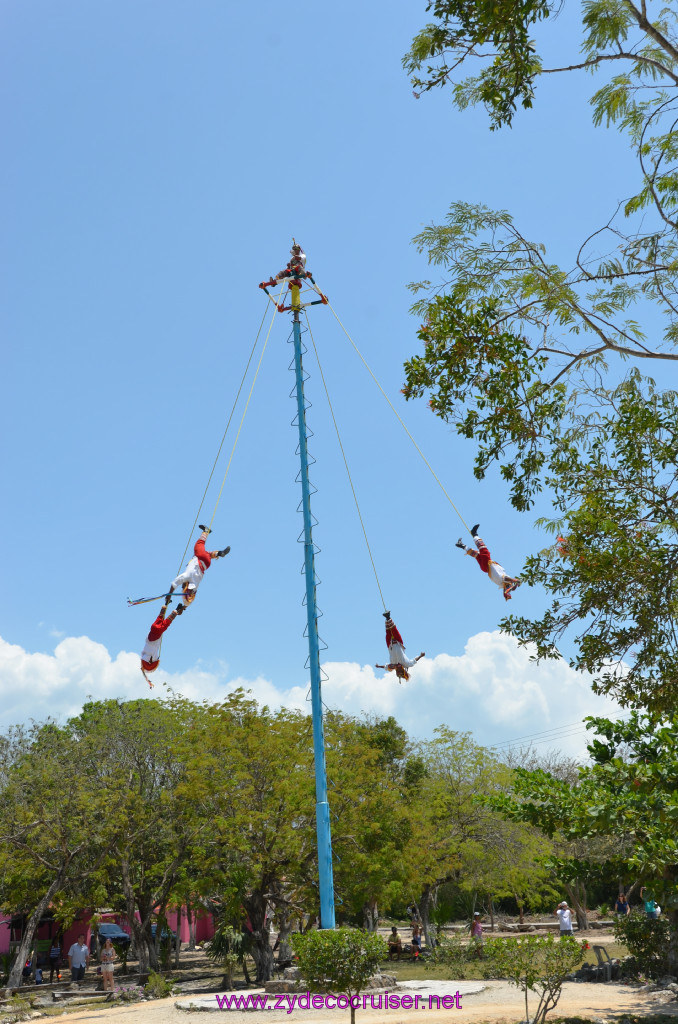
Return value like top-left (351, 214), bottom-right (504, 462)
top-left (287, 261), bottom-right (335, 930)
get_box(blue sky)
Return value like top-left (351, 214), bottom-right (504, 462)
top-left (1, 0), bottom-right (641, 753)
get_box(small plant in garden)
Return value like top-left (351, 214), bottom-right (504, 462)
top-left (4, 994), bottom-right (31, 1023)
top-left (483, 934), bottom-right (584, 1024)
top-left (206, 924), bottom-right (248, 990)
top-left (115, 983), bottom-right (144, 1002)
top-left (292, 929), bottom-right (386, 1024)
top-left (433, 932), bottom-right (474, 979)
top-left (145, 971), bottom-right (175, 998)
top-left (614, 909), bottom-right (672, 978)
top-left (0, 953), bottom-right (16, 987)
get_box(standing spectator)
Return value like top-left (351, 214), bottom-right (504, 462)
top-left (387, 926), bottom-right (402, 961)
top-left (615, 894), bottom-right (630, 918)
top-left (48, 938), bottom-right (62, 983)
top-left (554, 901), bottom-right (574, 935)
top-left (640, 887), bottom-right (660, 919)
top-left (68, 933), bottom-right (89, 983)
top-left (411, 924), bottom-right (422, 961)
top-left (99, 938), bottom-right (116, 993)
top-left (470, 912), bottom-right (484, 957)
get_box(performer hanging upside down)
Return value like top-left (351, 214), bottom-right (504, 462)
top-left (375, 611), bottom-right (425, 682)
top-left (456, 525), bottom-right (521, 601)
top-left (140, 601), bottom-right (183, 687)
top-left (168, 526), bottom-right (230, 607)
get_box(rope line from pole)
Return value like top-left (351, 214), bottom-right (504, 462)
top-left (207, 290), bottom-right (284, 528)
top-left (175, 301), bottom-right (273, 574)
top-left (327, 301), bottom-right (473, 537)
top-left (304, 309), bottom-right (387, 610)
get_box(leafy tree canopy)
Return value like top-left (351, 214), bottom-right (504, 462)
top-left (402, 0), bottom-right (678, 712)
top-left (492, 712), bottom-right (678, 911)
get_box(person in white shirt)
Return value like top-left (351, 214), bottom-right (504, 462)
top-left (67, 933), bottom-right (90, 982)
top-left (554, 901), bottom-right (574, 934)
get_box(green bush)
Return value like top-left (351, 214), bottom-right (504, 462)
top-left (292, 929), bottom-right (386, 1024)
top-left (482, 935), bottom-right (585, 1024)
top-left (432, 932), bottom-right (475, 978)
top-left (0, 952), bottom-right (16, 987)
top-left (145, 971), bottom-right (175, 998)
top-left (614, 910), bottom-right (672, 978)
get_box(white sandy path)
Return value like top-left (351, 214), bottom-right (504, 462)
top-left (33, 979), bottom-right (654, 1024)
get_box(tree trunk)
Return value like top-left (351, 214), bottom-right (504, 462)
top-left (7, 873), bottom-right (65, 990)
top-left (275, 914), bottom-right (294, 963)
top-left (418, 885), bottom-right (437, 950)
top-left (120, 858), bottom-right (158, 971)
top-left (243, 892), bottom-right (274, 985)
top-left (174, 909), bottom-right (182, 968)
top-left (489, 898), bottom-right (495, 932)
top-left (187, 902), bottom-right (196, 951)
top-left (564, 880), bottom-right (588, 931)
top-left (362, 899), bottom-right (378, 932)
top-left (663, 866), bottom-right (678, 972)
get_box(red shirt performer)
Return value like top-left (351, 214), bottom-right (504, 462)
top-left (456, 524), bottom-right (521, 600)
top-left (140, 602), bottom-right (183, 687)
top-left (375, 612), bottom-right (425, 682)
top-left (168, 525), bottom-right (230, 607)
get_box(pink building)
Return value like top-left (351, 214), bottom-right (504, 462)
top-left (1, 905), bottom-right (214, 960)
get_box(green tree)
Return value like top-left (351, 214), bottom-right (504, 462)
top-left (0, 721), bottom-right (122, 989)
top-left (491, 712), bottom-right (678, 966)
top-left (197, 697), bottom-right (413, 984)
top-left (328, 714), bottom-right (415, 931)
top-left (402, 0), bottom-right (678, 712)
top-left (404, 728), bottom-right (547, 946)
top-left (292, 929), bottom-right (386, 1024)
top-left (67, 698), bottom-right (212, 973)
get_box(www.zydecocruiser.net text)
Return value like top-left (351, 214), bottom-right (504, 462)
top-left (214, 991), bottom-right (464, 1012)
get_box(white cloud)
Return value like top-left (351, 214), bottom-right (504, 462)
top-left (0, 632), bottom-right (620, 758)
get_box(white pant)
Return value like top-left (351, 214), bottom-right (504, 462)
top-left (388, 643), bottom-right (418, 669)
top-left (171, 555), bottom-right (204, 593)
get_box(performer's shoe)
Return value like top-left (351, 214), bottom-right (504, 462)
top-left (455, 538), bottom-right (466, 549)
top-left (216, 546), bottom-right (231, 558)
top-left (471, 523), bottom-right (480, 537)
top-left (175, 603), bottom-right (184, 615)
top-left (198, 524), bottom-right (212, 534)
top-left (383, 610), bottom-right (391, 619)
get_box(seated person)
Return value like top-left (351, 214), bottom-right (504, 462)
top-left (387, 926), bottom-right (402, 961)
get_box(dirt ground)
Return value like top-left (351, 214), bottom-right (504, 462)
top-left (32, 978), bottom-right (673, 1024)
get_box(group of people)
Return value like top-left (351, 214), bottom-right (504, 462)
top-left (387, 912), bottom-right (485, 961)
top-left (140, 523), bottom-right (517, 688)
top-left (21, 933), bottom-right (117, 992)
top-left (387, 923), bottom-right (425, 961)
top-left (374, 525), bottom-right (520, 683)
top-left (140, 526), bottom-right (230, 685)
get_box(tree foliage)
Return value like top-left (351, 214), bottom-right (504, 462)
top-left (403, 0), bottom-right (678, 712)
top-left (489, 712), bottom-right (678, 963)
